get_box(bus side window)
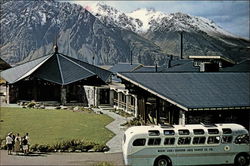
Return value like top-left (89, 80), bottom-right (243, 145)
top-left (164, 130), bottom-right (175, 135)
top-left (164, 138), bottom-right (175, 145)
top-left (133, 139), bottom-right (146, 146)
top-left (207, 136), bottom-right (220, 144)
top-left (193, 129), bottom-right (205, 135)
top-left (222, 136), bottom-right (233, 144)
top-left (148, 138), bottom-right (161, 146)
top-left (234, 134), bottom-right (250, 144)
top-left (179, 130), bottom-right (190, 135)
top-left (193, 137), bottom-right (206, 144)
top-left (208, 129), bottom-right (219, 134)
top-left (178, 137), bottom-right (191, 145)
top-left (149, 130), bottom-right (160, 136)
top-left (222, 128), bottom-right (232, 134)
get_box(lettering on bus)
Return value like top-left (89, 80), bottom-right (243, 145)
top-left (156, 148), bottom-right (214, 153)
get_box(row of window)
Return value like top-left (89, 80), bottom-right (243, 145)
top-left (149, 128), bottom-right (232, 136)
top-left (133, 135), bottom-right (234, 146)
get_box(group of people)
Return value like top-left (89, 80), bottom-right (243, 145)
top-left (6, 132), bottom-right (30, 155)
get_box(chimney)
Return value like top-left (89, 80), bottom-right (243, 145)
top-left (180, 31), bottom-right (183, 59)
top-left (130, 50), bottom-right (133, 65)
top-left (92, 55), bottom-right (95, 65)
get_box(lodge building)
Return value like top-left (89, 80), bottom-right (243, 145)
top-left (1, 47), bottom-right (249, 130)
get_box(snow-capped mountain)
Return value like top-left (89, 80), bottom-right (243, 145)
top-left (86, 3), bottom-right (143, 33)
top-left (88, 3), bottom-right (235, 37)
top-left (86, 3), bottom-right (249, 61)
top-left (1, 0), bottom-right (249, 65)
top-left (0, 0), bottom-right (167, 65)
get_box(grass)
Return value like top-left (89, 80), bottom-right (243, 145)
top-left (0, 107), bottom-right (114, 145)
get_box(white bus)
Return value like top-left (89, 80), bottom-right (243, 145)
top-left (122, 123), bottom-right (250, 166)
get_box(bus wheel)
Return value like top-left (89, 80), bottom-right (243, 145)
top-left (154, 156), bottom-right (171, 166)
top-left (234, 154), bottom-right (250, 166)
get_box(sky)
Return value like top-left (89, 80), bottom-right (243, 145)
top-left (69, 1), bottom-right (249, 39)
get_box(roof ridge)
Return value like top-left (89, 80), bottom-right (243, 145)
top-left (56, 54), bottom-right (65, 85)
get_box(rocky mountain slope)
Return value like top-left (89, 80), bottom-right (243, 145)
top-left (90, 3), bottom-right (250, 62)
top-left (1, 1), bottom-right (249, 66)
top-left (0, 0), bottom-right (166, 65)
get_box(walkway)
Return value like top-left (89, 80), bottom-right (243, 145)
top-left (92, 106), bottom-right (132, 153)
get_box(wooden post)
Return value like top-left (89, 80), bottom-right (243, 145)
top-left (156, 97), bottom-right (160, 125)
top-left (144, 96), bottom-right (148, 124)
top-left (6, 83), bottom-right (9, 104)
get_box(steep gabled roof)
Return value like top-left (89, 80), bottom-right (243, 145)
top-left (1, 53), bottom-right (112, 85)
top-left (117, 72), bottom-right (250, 111)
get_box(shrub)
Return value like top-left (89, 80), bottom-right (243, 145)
top-left (37, 144), bottom-right (50, 152)
top-left (26, 101), bottom-right (36, 108)
top-left (0, 138), bottom-right (7, 150)
top-left (80, 107), bottom-right (93, 113)
top-left (30, 144), bottom-right (39, 152)
top-left (111, 109), bottom-right (133, 118)
top-left (28, 139), bottom-right (109, 153)
top-left (121, 118), bottom-right (144, 127)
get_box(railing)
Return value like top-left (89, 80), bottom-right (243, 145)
top-left (113, 99), bottom-right (135, 113)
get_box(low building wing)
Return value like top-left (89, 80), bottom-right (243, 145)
top-left (118, 72), bottom-right (250, 111)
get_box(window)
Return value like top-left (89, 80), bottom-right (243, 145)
top-left (148, 138), bottom-right (161, 146)
top-left (193, 137), bottom-right (206, 144)
top-left (178, 137), bottom-right (191, 145)
top-left (222, 128), bottom-right (232, 134)
top-left (222, 136), bottom-right (233, 144)
top-left (235, 134), bottom-right (249, 144)
top-left (149, 130), bottom-right (160, 136)
top-left (207, 136), bottom-right (220, 144)
top-left (133, 139), bottom-right (146, 146)
top-left (208, 129), bottom-right (219, 134)
top-left (178, 130), bottom-right (190, 135)
top-left (164, 130), bottom-right (175, 135)
top-left (193, 129), bottom-right (205, 135)
top-left (164, 138), bottom-right (175, 145)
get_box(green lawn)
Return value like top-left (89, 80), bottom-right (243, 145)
top-left (0, 107), bottom-right (114, 145)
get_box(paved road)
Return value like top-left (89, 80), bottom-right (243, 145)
top-left (0, 151), bottom-right (125, 166)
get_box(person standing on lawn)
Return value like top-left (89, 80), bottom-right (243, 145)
top-left (11, 133), bottom-right (15, 153)
top-left (22, 136), bottom-right (28, 155)
top-left (14, 133), bottom-right (21, 155)
top-left (6, 132), bottom-right (13, 155)
top-left (24, 133), bottom-right (30, 153)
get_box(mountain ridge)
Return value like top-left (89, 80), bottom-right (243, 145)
top-left (88, 2), bottom-right (249, 61)
top-left (0, 0), bottom-right (249, 66)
